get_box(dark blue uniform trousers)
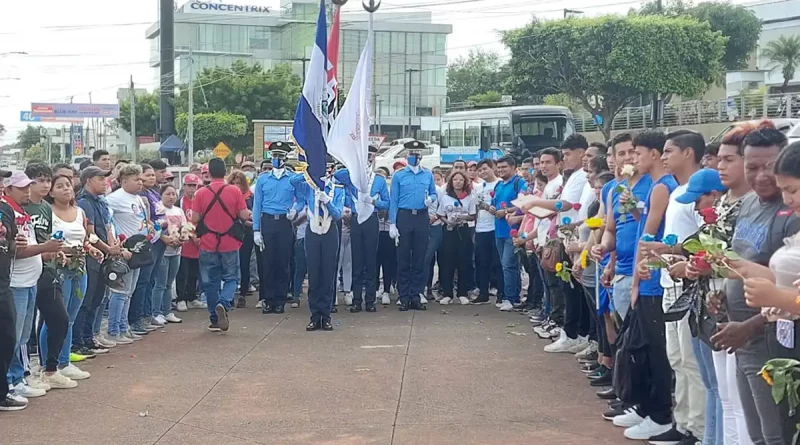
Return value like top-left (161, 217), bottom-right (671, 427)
top-left (306, 223), bottom-right (340, 323)
top-left (260, 214), bottom-right (293, 309)
top-left (396, 209), bottom-right (429, 305)
top-left (351, 213), bottom-right (379, 307)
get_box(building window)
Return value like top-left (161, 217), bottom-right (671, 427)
top-left (376, 32), bottom-right (390, 54)
top-left (392, 32), bottom-right (405, 54)
top-left (408, 33), bottom-right (420, 55)
top-left (435, 34), bottom-right (446, 55)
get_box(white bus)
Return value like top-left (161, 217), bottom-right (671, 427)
top-left (440, 105), bottom-right (576, 163)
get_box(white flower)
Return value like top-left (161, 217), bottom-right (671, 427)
top-left (621, 164), bottom-right (635, 177)
top-left (88, 234), bottom-right (99, 244)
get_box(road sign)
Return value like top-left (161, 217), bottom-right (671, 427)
top-left (71, 124), bottom-right (84, 156)
top-left (213, 142), bottom-right (231, 159)
top-left (20, 111), bottom-right (82, 123)
top-left (369, 134), bottom-right (386, 147)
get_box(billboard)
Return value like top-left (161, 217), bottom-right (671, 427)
top-left (71, 125), bottom-right (84, 156)
top-left (263, 124), bottom-right (293, 157)
top-left (31, 103), bottom-right (119, 119)
top-left (20, 111), bottom-right (83, 123)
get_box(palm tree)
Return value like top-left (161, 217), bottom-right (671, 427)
top-left (762, 35), bottom-right (800, 93)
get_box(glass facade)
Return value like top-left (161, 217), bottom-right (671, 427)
top-left (149, 1), bottom-right (451, 127)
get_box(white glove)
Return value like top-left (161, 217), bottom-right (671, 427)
top-left (316, 190), bottom-right (331, 205)
top-left (425, 195), bottom-right (434, 206)
top-left (286, 208), bottom-right (297, 221)
top-left (359, 193), bottom-right (374, 205)
top-left (389, 224), bottom-right (400, 240)
top-left (253, 232), bottom-right (265, 250)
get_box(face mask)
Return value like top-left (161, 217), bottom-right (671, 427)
top-left (407, 155), bottom-right (419, 167)
top-left (244, 171), bottom-right (255, 182)
top-left (272, 158), bottom-right (285, 169)
top-left (272, 168), bottom-right (285, 178)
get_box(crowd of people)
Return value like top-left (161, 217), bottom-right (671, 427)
top-left (2, 121), bottom-right (800, 445)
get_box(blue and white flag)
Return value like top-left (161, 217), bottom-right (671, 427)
top-left (291, 0), bottom-right (329, 190)
top-left (327, 16), bottom-right (374, 223)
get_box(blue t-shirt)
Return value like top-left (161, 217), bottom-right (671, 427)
top-left (613, 174), bottom-right (653, 275)
top-left (599, 179), bottom-right (617, 270)
top-left (492, 175), bottom-right (528, 238)
top-left (636, 175), bottom-right (679, 296)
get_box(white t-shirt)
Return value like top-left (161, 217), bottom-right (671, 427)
top-left (577, 180), bottom-right (597, 222)
top-left (474, 179), bottom-right (499, 233)
top-left (559, 169), bottom-right (587, 225)
top-left (537, 175), bottom-right (564, 245)
top-left (106, 189), bottom-right (149, 238)
top-left (428, 185), bottom-right (446, 226)
top-left (660, 183), bottom-right (703, 289)
top-left (437, 192), bottom-right (478, 225)
top-left (11, 210), bottom-right (42, 289)
top-left (162, 206), bottom-right (187, 256)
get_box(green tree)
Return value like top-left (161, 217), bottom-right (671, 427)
top-left (467, 91), bottom-right (502, 106)
top-left (118, 91), bottom-right (160, 138)
top-left (176, 111), bottom-right (248, 153)
top-left (16, 125), bottom-right (44, 149)
top-left (446, 49), bottom-right (509, 105)
top-left (23, 144), bottom-right (45, 162)
top-left (503, 15), bottom-right (725, 139)
top-left (543, 93), bottom-right (580, 112)
top-left (637, 1), bottom-right (761, 72)
top-left (762, 35), bottom-right (800, 93)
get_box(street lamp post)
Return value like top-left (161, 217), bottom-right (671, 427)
top-left (406, 68), bottom-right (420, 138)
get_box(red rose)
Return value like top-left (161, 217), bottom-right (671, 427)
top-left (572, 203), bottom-right (582, 211)
top-left (489, 191), bottom-right (495, 198)
top-left (692, 251), bottom-right (711, 271)
top-left (510, 229), bottom-right (519, 237)
top-left (118, 234), bottom-right (127, 242)
top-left (500, 202), bottom-right (507, 209)
top-left (146, 234), bottom-right (154, 242)
top-left (699, 207), bottom-right (718, 224)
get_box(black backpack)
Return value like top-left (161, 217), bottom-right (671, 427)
top-left (195, 184), bottom-right (246, 251)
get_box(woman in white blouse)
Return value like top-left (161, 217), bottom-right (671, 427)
top-left (436, 171), bottom-right (478, 305)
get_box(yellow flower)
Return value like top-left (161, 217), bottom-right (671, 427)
top-left (580, 250), bottom-right (588, 269)
top-left (555, 262), bottom-right (563, 273)
top-left (586, 217), bottom-right (603, 230)
top-left (759, 368), bottom-right (774, 386)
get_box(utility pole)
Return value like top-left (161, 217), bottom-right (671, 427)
top-left (159, 0), bottom-right (176, 143)
top-left (406, 68), bottom-right (420, 138)
top-left (130, 75), bottom-right (137, 162)
top-left (651, 0), bottom-right (663, 129)
top-left (377, 97), bottom-right (384, 135)
top-left (187, 48), bottom-right (194, 165)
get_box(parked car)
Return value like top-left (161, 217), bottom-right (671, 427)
top-left (709, 118), bottom-right (800, 143)
top-left (374, 143), bottom-right (441, 173)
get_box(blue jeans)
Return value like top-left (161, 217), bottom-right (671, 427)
top-left (129, 240), bottom-right (165, 324)
top-left (693, 337), bottom-right (722, 445)
top-left (495, 238), bottom-right (520, 303)
top-left (153, 255), bottom-right (180, 317)
top-left (41, 272), bottom-right (86, 368)
top-left (108, 269), bottom-right (140, 336)
top-left (293, 238), bottom-right (307, 301)
top-left (7, 286), bottom-right (36, 386)
top-left (199, 250), bottom-right (239, 324)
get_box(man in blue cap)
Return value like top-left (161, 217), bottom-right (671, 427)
top-left (253, 142), bottom-right (303, 315)
top-left (675, 167), bottom-right (728, 207)
top-left (389, 141), bottom-right (438, 311)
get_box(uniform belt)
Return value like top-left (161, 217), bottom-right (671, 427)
top-left (265, 213), bottom-right (287, 220)
top-left (398, 208), bottom-right (427, 216)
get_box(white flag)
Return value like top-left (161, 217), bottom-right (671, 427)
top-left (327, 18), bottom-right (374, 224)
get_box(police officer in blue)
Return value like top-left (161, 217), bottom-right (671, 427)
top-left (334, 146), bottom-right (390, 313)
top-left (292, 160), bottom-right (345, 331)
top-left (390, 141), bottom-right (437, 311)
top-left (253, 142), bottom-right (303, 315)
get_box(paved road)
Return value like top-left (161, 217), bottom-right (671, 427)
top-left (0, 300), bottom-right (630, 445)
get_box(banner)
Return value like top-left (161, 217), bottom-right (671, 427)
top-left (31, 103), bottom-right (119, 118)
top-left (71, 124), bottom-right (84, 156)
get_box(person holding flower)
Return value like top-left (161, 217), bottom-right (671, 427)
top-left (436, 171), bottom-right (477, 305)
top-left (472, 159), bottom-right (502, 305)
top-left (151, 183), bottom-right (184, 325)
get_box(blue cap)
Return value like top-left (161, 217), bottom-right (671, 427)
top-left (676, 168), bottom-right (727, 204)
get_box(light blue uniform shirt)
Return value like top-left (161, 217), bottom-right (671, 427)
top-left (334, 169), bottom-right (390, 215)
top-left (389, 167), bottom-right (437, 224)
top-left (253, 170), bottom-right (303, 230)
top-left (292, 175), bottom-right (345, 222)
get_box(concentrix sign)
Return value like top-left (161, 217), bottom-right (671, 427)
top-left (187, 1), bottom-right (270, 13)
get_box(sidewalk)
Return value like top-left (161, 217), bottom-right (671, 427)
top-left (0, 302), bottom-right (628, 445)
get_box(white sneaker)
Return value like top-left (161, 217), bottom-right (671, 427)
top-left (12, 382), bottom-right (46, 398)
top-left (8, 392), bottom-right (28, 404)
top-left (459, 296), bottom-right (470, 305)
top-left (42, 371), bottom-right (77, 389)
top-left (25, 375), bottom-right (50, 392)
top-left (543, 331), bottom-right (583, 353)
top-left (624, 416), bottom-right (670, 440)
top-left (291, 300), bottom-right (300, 308)
top-left (188, 300), bottom-right (207, 309)
top-left (568, 336), bottom-right (591, 354)
top-left (152, 315), bottom-right (167, 326)
top-left (95, 334), bottom-right (116, 348)
top-left (381, 293), bottom-right (391, 305)
top-left (255, 300), bottom-right (265, 309)
top-left (248, 285), bottom-right (257, 293)
top-left (439, 297), bottom-right (452, 305)
top-left (176, 301), bottom-right (188, 312)
top-left (489, 287), bottom-right (498, 296)
top-left (59, 364), bottom-right (90, 380)
top-left (498, 300), bottom-right (514, 311)
top-left (344, 292), bottom-right (353, 306)
top-left (613, 408), bottom-right (645, 428)
top-left (420, 294), bottom-right (428, 304)
top-left (396, 299), bottom-right (402, 306)
top-left (575, 341), bottom-right (598, 359)
top-left (108, 334), bottom-right (133, 345)
top-left (495, 302), bottom-right (504, 308)
top-left (164, 313), bottom-right (182, 323)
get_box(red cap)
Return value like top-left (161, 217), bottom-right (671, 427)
top-left (183, 174), bottom-right (201, 185)
top-left (201, 164), bottom-right (209, 173)
top-left (393, 159), bottom-right (407, 170)
top-left (164, 171), bottom-right (175, 180)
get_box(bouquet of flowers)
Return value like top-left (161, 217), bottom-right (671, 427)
top-left (180, 222), bottom-right (196, 243)
top-left (615, 164), bottom-right (639, 222)
top-left (681, 196), bottom-right (743, 278)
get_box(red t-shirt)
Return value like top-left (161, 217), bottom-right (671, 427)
top-left (181, 195), bottom-right (200, 259)
top-left (192, 180), bottom-right (247, 253)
